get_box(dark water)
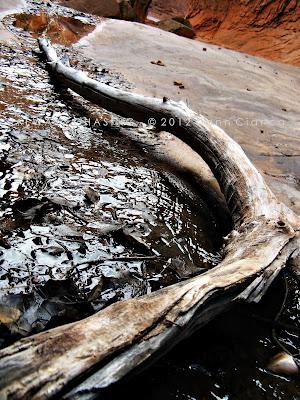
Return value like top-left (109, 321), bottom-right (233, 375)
top-left (0, 9), bottom-right (222, 340)
top-left (0, 3), bottom-right (299, 399)
top-left (102, 277), bottom-right (300, 400)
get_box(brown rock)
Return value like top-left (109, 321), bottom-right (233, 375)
top-left (14, 13), bottom-right (95, 45)
top-left (53, 0), bottom-right (151, 22)
top-left (149, 0), bottom-right (189, 19)
top-left (268, 352), bottom-right (299, 376)
top-left (0, 305), bottom-right (21, 324)
top-left (151, 60), bottom-right (166, 66)
top-left (157, 17), bottom-right (195, 38)
top-left (174, 80), bottom-right (185, 89)
top-left (54, 0), bottom-right (122, 18)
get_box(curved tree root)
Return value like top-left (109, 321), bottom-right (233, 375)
top-left (0, 38), bottom-right (299, 400)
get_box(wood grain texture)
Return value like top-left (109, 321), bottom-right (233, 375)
top-left (0, 38), bottom-right (298, 400)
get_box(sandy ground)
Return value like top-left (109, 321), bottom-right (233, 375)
top-left (74, 19), bottom-right (300, 213)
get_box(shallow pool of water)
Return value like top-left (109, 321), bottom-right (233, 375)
top-left (0, 19), bottom-right (223, 342)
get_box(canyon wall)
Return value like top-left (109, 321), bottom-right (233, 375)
top-left (149, 0), bottom-right (189, 18)
top-left (55, 0), bottom-right (151, 22)
top-left (187, 0), bottom-right (300, 66)
top-left (150, 0), bottom-right (300, 66)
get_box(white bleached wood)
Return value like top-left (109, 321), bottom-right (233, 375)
top-left (0, 38), bottom-right (298, 400)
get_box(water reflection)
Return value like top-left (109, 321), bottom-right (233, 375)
top-left (0, 29), bottom-right (221, 340)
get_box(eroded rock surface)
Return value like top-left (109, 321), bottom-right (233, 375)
top-left (0, 2), bottom-right (222, 340)
top-left (53, 0), bottom-right (122, 18)
top-left (150, 0), bottom-right (189, 19)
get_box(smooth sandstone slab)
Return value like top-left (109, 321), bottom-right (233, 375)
top-left (0, 0), bottom-right (26, 43)
top-left (75, 19), bottom-right (300, 212)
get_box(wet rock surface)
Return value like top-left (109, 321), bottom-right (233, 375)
top-left (0, 2), bottom-right (222, 344)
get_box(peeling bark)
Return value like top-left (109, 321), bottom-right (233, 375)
top-left (0, 38), bottom-right (298, 400)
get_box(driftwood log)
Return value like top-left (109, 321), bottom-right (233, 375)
top-left (0, 38), bottom-right (299, 400)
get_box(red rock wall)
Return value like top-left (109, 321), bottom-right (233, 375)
top-left (54, 0), bottom-right (151, 22)
top-left (187, 0), bottom-right (300, 66)
top-left (150, 0), bottom-right (299, 66)
top-left (150, 0), bottom-right (190, 19)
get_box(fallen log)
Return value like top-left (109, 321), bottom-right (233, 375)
top-left (0, 38), bottom-right (299, 400)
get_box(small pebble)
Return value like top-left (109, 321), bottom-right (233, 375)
top-left (64, 154), bottom-right (74, 159)
top-left (268, 352), bottom-right (299, 376)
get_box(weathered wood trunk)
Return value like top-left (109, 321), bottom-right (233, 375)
top-left (0, 38), bottom-right (298, 400)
